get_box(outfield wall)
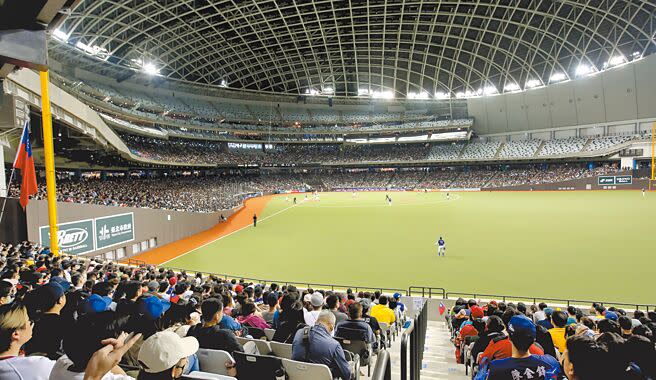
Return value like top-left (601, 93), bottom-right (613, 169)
top-left (491, 176), bottom-right (649, 191)
top-left (25, 200), bottom-right (236, 260)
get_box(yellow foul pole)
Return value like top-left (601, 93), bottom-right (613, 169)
top-left (39, 71), bottom-right (59, 256)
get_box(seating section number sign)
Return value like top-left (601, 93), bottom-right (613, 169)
top-left (39, 213), bottom-right (135, 255)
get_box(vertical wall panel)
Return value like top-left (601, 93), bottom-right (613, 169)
top-left (506, 92), bottom-right (528, 132)
top-left (467, 98), bottom-right (489, 134)
top-left (547, 82), bottom-right (577, 127)
top-left (635, 55), bottom-right (656, 119)
top-left (574, 75), bottom-right (605, 124)
top-left (524, 89), bottom-right (551, 130)
top-left (485, 95), bottom-right (509, 134)
top-left (603, 64), bottom-right (638, 122)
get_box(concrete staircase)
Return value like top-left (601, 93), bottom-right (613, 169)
top-left (366, 321), bottom-right (468, 380)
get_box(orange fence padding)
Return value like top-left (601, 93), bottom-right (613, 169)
top-left (125, 195), bottom-right (273, 265)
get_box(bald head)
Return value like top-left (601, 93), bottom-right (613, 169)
top-left (317, 310), bottom-right (336, 330)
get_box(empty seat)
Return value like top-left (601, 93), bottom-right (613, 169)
top-left (183, 371), bottom-right (237, 380)
top-left (264, 328), bottom-right (276, 341)
top-left (269, 341), bottom-right (293, 359)
top-left (281, 358), bottom-right (333, 380)
top-left (236, 337), bottom-right (272, 355)
top-left (233, 352), bottom-right (285, 380)
top-left (196, 349), bottom-right (234, 376)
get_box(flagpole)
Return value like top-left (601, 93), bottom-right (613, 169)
top-left (40, 70), bottom-right (60, 257)
top-left (0, 122), bottom-right (27, 226)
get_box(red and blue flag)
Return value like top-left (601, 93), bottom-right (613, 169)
top-left (438, 302), bottom-right (446, 316)
top-left (13, 121), bottom-right (37, 209)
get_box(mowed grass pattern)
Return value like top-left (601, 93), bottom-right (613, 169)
top-left (166, 191), bottom-right (656, 304)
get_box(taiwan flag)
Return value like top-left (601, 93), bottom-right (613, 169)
top-left (438, 302), bottom-right (446, 316)
top-left (13, 121), bottom-right (37, 209)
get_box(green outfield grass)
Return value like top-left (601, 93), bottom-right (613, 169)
top-left (165, 191), bottom-right (656, 304)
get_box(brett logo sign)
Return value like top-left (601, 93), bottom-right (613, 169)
top-left (39, 213), bottom-right (135, 255)
top-left (40, 219), bottom-right (95, 255)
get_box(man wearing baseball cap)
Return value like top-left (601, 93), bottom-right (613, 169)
top-left (304, 292), bottom-right (324, 326)
top-left (137, 331), bottom-right (199, 379)
top-left (477, 315), bottom-right (560, 380)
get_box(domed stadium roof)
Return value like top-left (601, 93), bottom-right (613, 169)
top-left (50, 0), bottom-right (656, 98)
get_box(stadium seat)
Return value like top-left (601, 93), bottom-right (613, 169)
top-left (236, 336), bottom-right (272, 355)
top-left (196, 349), bottom-right (235, 376)
top-left (281, 358), bottom-right (333, 380)
top-left (233, 352), bottom-right (285, 380)
top-left (264, 328), bottom-right (276, 341)
top-left (335, 337), bottom-right (374, 376)
top-left (183, 372), bottom-right (237, 380)
top-left (269, 341), bottom-right (293, 359)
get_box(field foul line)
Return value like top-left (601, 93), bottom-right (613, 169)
top-left (160, 200), bottom-right (304, 266)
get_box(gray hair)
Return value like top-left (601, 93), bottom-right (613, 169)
top-left (316, 310), bottom-right (336, 327)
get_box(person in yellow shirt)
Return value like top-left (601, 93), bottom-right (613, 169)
top-left (548, 310), bottom-right (568, 353)
top-left (370, 295), bottom-right (396, 325)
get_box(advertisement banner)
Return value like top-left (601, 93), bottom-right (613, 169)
top-left (598, 176), bottom-right (616, 185)
top-left (39, 219), bottom-right (95, 255)
top-left (615, 176), bottom-right (633, 185)
top-left (95, 213), bottom-right (135, 250)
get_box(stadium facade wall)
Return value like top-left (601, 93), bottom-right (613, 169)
top-left (468, 53), bottom-right (656, 134)
top-left (24, 200), bottom-right (235, 259)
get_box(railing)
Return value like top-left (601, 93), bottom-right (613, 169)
top-left (440, 291), bottom-right (656, 312)
top-left (401, 299), bottom-right (428, 380)
top-left (126, 258), bottom-right (146, 266)
top-left (371, 349), bottom-right (391, 380)
top-left (408, 286), bottom-right (446, 298)
top-left (159, 265), bottom-right (408, 295)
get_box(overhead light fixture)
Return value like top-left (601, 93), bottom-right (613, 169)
top-left (358, 89), bottom-right (370, 96)
top-left (605, 55), bottom-right (627, 68)
top-left (372, 90), bottom-right (394, 99)
top-left (407, 91), bottom-right (429, 100)
top-left (525, 79), bottom-right (542, 89)
top-left (323, 86), bottom-right (334, 94)
top-left (142, 63), bottom-right (159, 75)
top-left (434, 92), bottom-right (450, 99)
top-left (504, 83), bottom-right (520, 92)
top-left (575, 64), bottom-right (595, 76)
top-left (483, 86), bottom-right (498, 95)
top-left (549, 72), bottom-right (567, 83)
top-left (52, 29), bottom-right (68, 42)
top-left (220, 79), bottom-right (228, 87)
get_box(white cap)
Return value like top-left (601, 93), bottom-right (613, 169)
top-left (138, 331), bottom-right (199, 373)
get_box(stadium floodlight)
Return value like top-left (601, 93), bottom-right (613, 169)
top-left (358, 89), bottom-right (370, 96)
top-left (53, 29), bottom-right (68, 42)
top-left (483, 86), bottom-right (498, 95)
top-left (549, 72), bottom-right (567, 83)
top-left (525, 79), bottom-right (542, 89)
top-left (143, 62), bottom-right (159, 75)
top-left (323, 86), bottom-right (334, 94)
top-left (372, 90), bottom-right (394, 99)
top-left (407, 91), bottom-right (429, 100)
top-left (632, 51), bottom-right (641, 58)
top-left (76, 41), bottom-right (108, 59)
top-left (504, 83), bottom-right (520, 92)
top-left (434, 91), bottom-right (450, 99)
top-left (605, 55), bottom-right (627, 68)
top-left (220, 79), bottom-right (228, 87)
top-left (575, 64), bottom-right (595, 77)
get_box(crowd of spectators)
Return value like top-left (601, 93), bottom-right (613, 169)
top-left (120, 134), bottom-right (636, 167)
top-left (0, 241), bottom-right (406, 379)
top-left (8, 163), bottom-right (623, 213)
top-left (448, 298), bottom-right (656, 379)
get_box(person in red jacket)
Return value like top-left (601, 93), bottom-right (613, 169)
top-left (455, 306), bottom-right (485, 362)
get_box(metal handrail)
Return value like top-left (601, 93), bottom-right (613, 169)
top-left (408, 285), bottom-right (656, 311)
top-left (445, 291), bottom-right (656, 311)
top-left (408, 286), bottom-right (446, 298)
top-left (159, 265), bottom-right (408, 295)
top-left (400, 319), bottom-right (414, 380)
top-left (371, 349), bottom-right (391, 380)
